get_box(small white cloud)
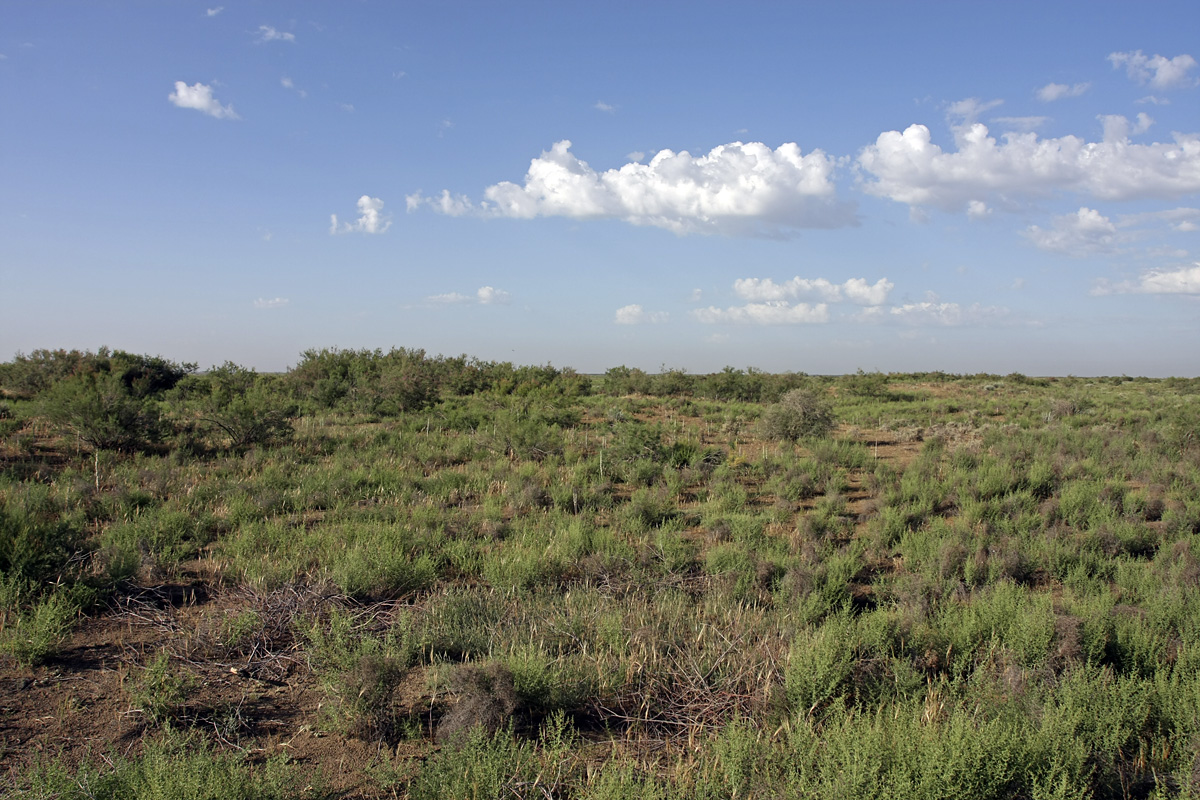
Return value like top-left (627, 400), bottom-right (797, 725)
top-left (689, 288), bottom-right (702, 302)
top-left (1094, 263), bottom-right (1200, 295)
top-left (732, 276), bottom-right (893, 306)
top-left (206, 6), bottom-right (223, 16)
top-left (692, 301), bottom-right (829, 325)
top-left (257, 25), bottom-right (295, 43)
top-left (1137, 95), bottom-right (1170, 106)
top-left (594, 100), bottom-right (615, 113)
top-left (168, 81), bottom-right (239, 119)
top-left (614, 304), bottom-right (668, 324)
top-left (253, 297), bottom-right (288, 309)
top-left (966, 200), bottom-right (992, 220)
top-left (626, 151), bottom-right (645, 162)
top-left (281, 77), bottom-right (293, 89)
top-left (330, 195), bottom-right (391, 235)
top-left (1036, 82), bottom-right (1090, 102)
top-left (1023, 207), bottom-right (1120, 255)
top-left (945, 97), bottom-right (1004, 126)
top-left (1109, 50), bottom-right (1198, 90)
top-left (339, 103), bottom-right (355, 113)
top-left (421, 139), bottom-right (856, 237)
top-left (477, 286), bottom-right (511, 305)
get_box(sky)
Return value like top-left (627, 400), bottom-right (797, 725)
top-left (2, 2), bottom-right (1199, 377)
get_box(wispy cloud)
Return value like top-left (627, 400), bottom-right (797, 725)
top-left (1023, 207), bottom-right (1121, 256)
top-left (257, 25), bottom-right (295, 44)
top-left (692, 302), bottom-right (830, 325)
top-left (168, 81), bottom-right (239, 119)
top-left (1035, 81), bottom-right (1089, 102)
top-left (856, 302), bottom-right (1013, 326)
top-left (330, 196), bottom-right (391, 235)
top-left (411, 139), bottom-right (857, 237)
top-left (1092, 263), bottom-right (1200, 296)
top-left (427, 286), bottom-right (512, 305)
top-left (281, 77), bottom-right (306, 98)
top-left (253, 297), bottom-right (288, 309)
top-left (206, 7), bottom-right (224, 17)
top-left (614, 304), bottom-right (668, 324)
top-left (1109, 50), bottom-right (1198, 90)
top-left (594, 100), bottom-right (615, 113)
top-left (732, 276), bottom-right (893, 306)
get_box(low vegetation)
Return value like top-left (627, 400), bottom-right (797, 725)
top-left (2, 348), bottom-right (1199, 798)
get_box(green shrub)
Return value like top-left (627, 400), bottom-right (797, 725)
top-left (0, 590), bottom-right (78, 666)
top-left (761, 388), bottom-right (834, 441)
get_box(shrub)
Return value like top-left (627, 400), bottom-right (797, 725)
top-left (761, 388), bottom-right (835, 441)
top-left (0, 590), bottom-right (78, 667)
top-left (36, 372), bottom-right (161, 452)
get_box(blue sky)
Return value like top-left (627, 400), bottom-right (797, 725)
top-left (2, 2), bottom-right (1199, 376)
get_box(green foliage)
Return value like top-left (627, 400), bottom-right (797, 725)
top-left (407, 724), bottom-right (537, 800)
top-left (36, 371), bottom-right (161, 452)
top-left (126, 650), bottom-right (194, 726)
top-left (0, 589), bottom-right (78, 666)
top-left (761, 387), bottom-right (835, 441)
top-left (305, 609), bottom-right (417, 741)
top-left (178, 363), bottom-right (294, 451)
top-left (16, 728), bottom-right (312, 799)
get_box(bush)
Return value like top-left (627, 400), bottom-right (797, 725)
top-left (36, 372), bottom-right (160, 452)
top-left (761, 388), bottom-right (834, 441)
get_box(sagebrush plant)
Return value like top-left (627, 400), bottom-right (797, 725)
top-left (0, 589), bottom-right (78, 667)
top-left (760, 387), bottom-right (835, 441)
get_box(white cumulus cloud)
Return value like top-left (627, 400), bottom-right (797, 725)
top-left (857, 118), bottom-right (1200, 213)
top-left (1036, 82), bottom-right (1090, 102)
top-left (692, 302), bottom-right (830, 325)
top-left (257, 25), bottom-right (295, 43)
top-left (1093, 263), bottom-right (1200, 295)
top-left (330, 196), bottom-right (391, 235)
top-left (1023, 207), bottom-right (1121, 255)
top-left (732, 276), bottom-right (893, 306)
top-left (412, 139), bottom-right (857, 237)
top-left (1109, 50), bottom-right (1198, 90)
top-left (168, 81), bottom-right (238, 119)
top-left (476, 286), bottom-right (511, 305)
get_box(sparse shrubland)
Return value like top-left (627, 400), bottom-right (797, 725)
top-left (2, 355), bottom-right (1200, 797)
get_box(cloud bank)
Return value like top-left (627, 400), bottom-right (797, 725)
top-left (168, 81), bottom-right (238, 119)
top-left (857, 118), bottom-right (1200, 213)
top-left (410, 139), bottom-right (858, 237)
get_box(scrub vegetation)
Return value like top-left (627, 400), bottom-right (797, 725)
top-left (2, 348), bottom-right (1200, 798)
